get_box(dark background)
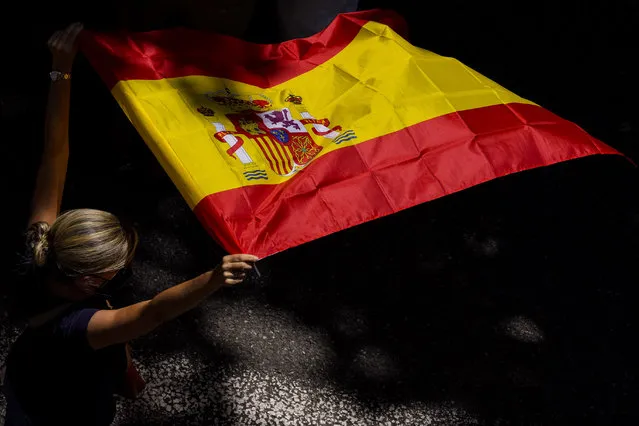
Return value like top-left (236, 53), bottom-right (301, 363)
top-left (2, 1), bottom-right (639, 424)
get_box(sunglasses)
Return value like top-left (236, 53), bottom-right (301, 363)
top-left (82, 266), bottom-right (133, 291)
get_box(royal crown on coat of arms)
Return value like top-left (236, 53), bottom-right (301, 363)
top-left (198, 89), bottom-right (356, 179)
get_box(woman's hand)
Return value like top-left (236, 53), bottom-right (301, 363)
top-left (218, 254), bottom-right (259, 286)
top-left (48, 22), bottom-right (83, 72)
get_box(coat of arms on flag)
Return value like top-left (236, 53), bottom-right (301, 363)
top-left (197, 89), bottom-right (354, 179)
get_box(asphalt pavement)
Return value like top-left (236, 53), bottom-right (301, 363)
top-left (2, 146), bottom-right (638, 425)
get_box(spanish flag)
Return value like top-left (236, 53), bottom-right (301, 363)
top-left (81, 10), bottom-right (618, 258)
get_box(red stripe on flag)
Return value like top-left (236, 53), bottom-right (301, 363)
top-left (278, 142), bottom-right (294, 173)
top-left (263, 137), bottom-right (286, 175)
top-left (263, 138), bottom-right (283, 175)
top-left (272, 139), bottom-right (293, 174)
top-left (194, 103), bottom-right (620, 258)
top-left (254, 138), bottom-right (277, 174)
top-left (80, 10), bottom-right (407, 89)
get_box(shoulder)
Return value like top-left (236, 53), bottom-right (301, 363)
top-left (55, 307), bottom-right (102, 341)
top-left (56, 296), bottom-right (115, 340)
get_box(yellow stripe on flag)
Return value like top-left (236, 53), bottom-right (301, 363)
top-left (111, 21), bottom-right (534, 208)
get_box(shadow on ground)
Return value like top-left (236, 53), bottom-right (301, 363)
top-left (255, 155), bottom-right (639, 424)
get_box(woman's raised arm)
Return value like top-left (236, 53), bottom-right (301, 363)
top-left (28, 23), bottom-right (83, 227)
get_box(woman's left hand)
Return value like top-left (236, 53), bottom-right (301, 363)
top-left (48, 22), bottom-right (84, 72)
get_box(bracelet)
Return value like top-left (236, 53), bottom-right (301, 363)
top-left (49, 71), bottom-right (71, 82)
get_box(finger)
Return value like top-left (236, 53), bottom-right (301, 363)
top-left (52, 32), bottom-right (67, 50)
top-left (222, 262), bottom-right (253, 271)
top-left (67, 22), bottom-right (83, 31)
top-left (48, 31), bottom-right (63, 47)
top-left (66, 23), bottom-right (84, 42)
top-left (57, 23), bottom-right (79, 49)
top-left (48, 30), bottom-right (63, 43)
top-left (224, 254), bottom-right (259, 263)
top-left (69, 22), bottom-right (84, 38)
top-left (225, 278), bottom-right (244, 286)
top-left (222, 260), bottom-right (253, 269)
top-left (61, 22), bottom-right (84, 48)
top-left (223, 256), bottom-right (257, 265)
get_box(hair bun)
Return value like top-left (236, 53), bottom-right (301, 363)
top-left (26, 222), bottom-right (51, 268)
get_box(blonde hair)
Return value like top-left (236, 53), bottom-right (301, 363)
top-left (28, 209), bottom-right (138, 276)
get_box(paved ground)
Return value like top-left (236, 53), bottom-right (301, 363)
top-left (2, 1), bottom-right (639, 425)
top-left (3, 149), bottom-right (639, 425)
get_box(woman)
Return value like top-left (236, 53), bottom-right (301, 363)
top-left (3, 23), bottom-right (257, 425)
